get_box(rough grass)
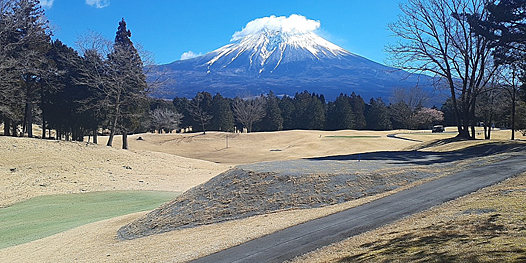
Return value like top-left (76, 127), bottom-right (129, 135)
top-left (0, 191), bottom-right (179, 249)
top-left (325, 136), bottom-right (382, 139)
top-left (335, 175), bottom-right (526, 262)
top-left (289, 166), bottom-right (526, 263)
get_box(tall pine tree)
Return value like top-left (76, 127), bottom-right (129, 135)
top-left (106, 18), bottom-right (148, 149)
top-left (211, 93), bottom-right (234, 132)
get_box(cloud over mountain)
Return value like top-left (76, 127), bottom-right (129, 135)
top-left (231, 14), bottom-right (320, 41)
top-left (151, 14), bottom-right (438, 105)
top-left (40, 0), bottom-right (54, 8)
top-left (181, 51), bottom-right (202, 60)
top-left (85, 0), bottom-right (110, 8)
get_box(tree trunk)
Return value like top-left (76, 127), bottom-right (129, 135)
top-left (107, 93), bottom-right (122, 147)
top-left (3, 119), bottom-right (10, 136)
top-left (41, 88), bottom-right (46, 139)
top-left (107, 109), bottom-right (120, 147)
top-left (470, 100), bottom-right (476, 139)
top-left (41, 118), bottom-right (46, 139)
top-left (511, 87), bottom-right (516, 140)
top-left (11, 123), bottom-right (17, 137)
top-left (122, 130), bottom-right (128, 150)
top-left (22, 103), bottom-right (27, 134)
top-left (26, 102), bottom-right (33, 138)
top-left (93, 129), bottom-right (98, 144)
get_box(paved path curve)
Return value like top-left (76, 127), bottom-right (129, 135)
top-left (189, 155), bottom-right (526, 263)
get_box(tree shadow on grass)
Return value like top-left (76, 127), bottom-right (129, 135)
top-left (337, 213), bottom-right (526, 262)
top-left (308, 142), bottom-right (526, 166)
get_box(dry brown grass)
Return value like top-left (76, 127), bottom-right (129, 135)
top-left (0, 136), bottom-right (228, 207)
top-left (105, 129), bottom-right (425, 165)
top-left (1, 128), bottom-right (525, 262)
top-left (288, 173), bottom-right (526, 263)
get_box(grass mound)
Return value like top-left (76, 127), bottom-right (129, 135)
top-left (0, 191), bottom-right (178, 249)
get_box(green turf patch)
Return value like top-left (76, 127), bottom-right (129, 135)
top-left (325, 135), bottom-right (382, 139)
top-left (0, 191), bottom-right (179, 249)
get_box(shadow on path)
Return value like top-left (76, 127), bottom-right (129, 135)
top-left (386, 133), bottom-right (423, 142)
top-left (307, 142), bottom-right (526, 166)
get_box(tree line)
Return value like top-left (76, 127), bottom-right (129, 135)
top-left (0, 0), bottom-right (150, 149)
top-left (2, 0), bottom-right (525, 147)
top-left (167, 89), bottom-right (445, 134)
top-left (388, 0), bottom-right (526, 139)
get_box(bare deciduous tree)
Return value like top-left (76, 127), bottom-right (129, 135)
top-left (388, 0), bottom-right (498, 139)
top-left (150, 108), bottom-right (183, 133)
top-left (188, 92), bottom-right (213, 134)
top-left (413, 107), bottom-right (444, 129)
top-left (232, 96), bottom-right (266, 133)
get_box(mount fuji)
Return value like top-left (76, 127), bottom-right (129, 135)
top-left (151, 15), bottom-right (437, 103)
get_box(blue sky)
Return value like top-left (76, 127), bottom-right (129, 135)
top-left (42, 0), bottom-right (403, 65)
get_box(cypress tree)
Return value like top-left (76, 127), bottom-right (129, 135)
top-left (279, 95), bottom-right (295, 130)
top-left (350, 92), bottom-right (367, 129)
top-left (258, 91), bottom-right (283, 131)
top-left (326, 93), bottom-right (354, 130)
top-left (366, 98), bottom-right (392, 130)
top-left (106, 18), bottom-right (148, 148)
top-left (211, 93), bottom-right (234, 132)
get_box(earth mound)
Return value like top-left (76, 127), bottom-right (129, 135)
top-left (117, 165), bottom-right (434, 240)
top-left (117, 142), bottom-right (526, 240)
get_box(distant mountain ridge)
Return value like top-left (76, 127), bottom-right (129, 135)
top-left (150, 18), bottom-right (439, 103)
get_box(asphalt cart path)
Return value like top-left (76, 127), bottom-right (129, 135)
top-left (189, 155), bottom-right (526, 263)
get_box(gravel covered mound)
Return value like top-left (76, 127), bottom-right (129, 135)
top-left (117, 143), bottom-right (526, 240)
top-left (117, 166), bottom-right (434, 240)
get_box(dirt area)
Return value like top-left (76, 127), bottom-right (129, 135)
top-left (0, 128), bottom-right (525, 262)
top-left (0, 136), bottom-right (228, 207)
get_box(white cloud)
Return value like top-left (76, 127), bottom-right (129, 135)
top-left (231, 14), bottom-right (320, 41)
top-left (180, 51), bottom-right (202, 60)
top-left (86, 0), bottom-right (110, 8)
top-left (40, 0), bottom-right (54, 8)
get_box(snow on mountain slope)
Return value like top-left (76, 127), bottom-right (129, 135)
top-left (151, 15), bottom-right (441, 104)
top-left (205, 29), bottom-right (351, 74)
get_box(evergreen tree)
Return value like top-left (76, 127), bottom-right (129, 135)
top-left (349, 92), bottom-right (367, 129)
top-left (468, 0), bottom-right (526, 68)
top-left (105, 18), bottom-right (148, 149)
top-left (258, 91), bottom-right (283, 131)
top-left (366, 98), bottom-right (392, 130)
top-left (326, 93), bottom-right (354, 130)
top-left (441, 97), bottom-right (461, 127)
top-left (1, 0), bottom-right (51, 137)
top-left (210, 93), bottom-right (234, 132)
top-left (279, 95), bottom-right (295, 130)
top-left (188, 92), bottom-right (213, 134)
top-left (42, 40), bottom-right (91, 141)
top-left (293, 90), bottom-right (313, 129)
top-left (173, 97), bottom-right (191, 128)
top-left (307, 95), bottom-right (326, 130)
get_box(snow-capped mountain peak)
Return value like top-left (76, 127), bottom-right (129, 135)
top-left (152, 15), bottom-right (438, 105)
top-left (205, 15), bottom-right (351, 74)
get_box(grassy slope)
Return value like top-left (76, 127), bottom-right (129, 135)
top-left (289, 141), bottom-right (526, 263)
top-left (0, 191), bottom-right (179, 249)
